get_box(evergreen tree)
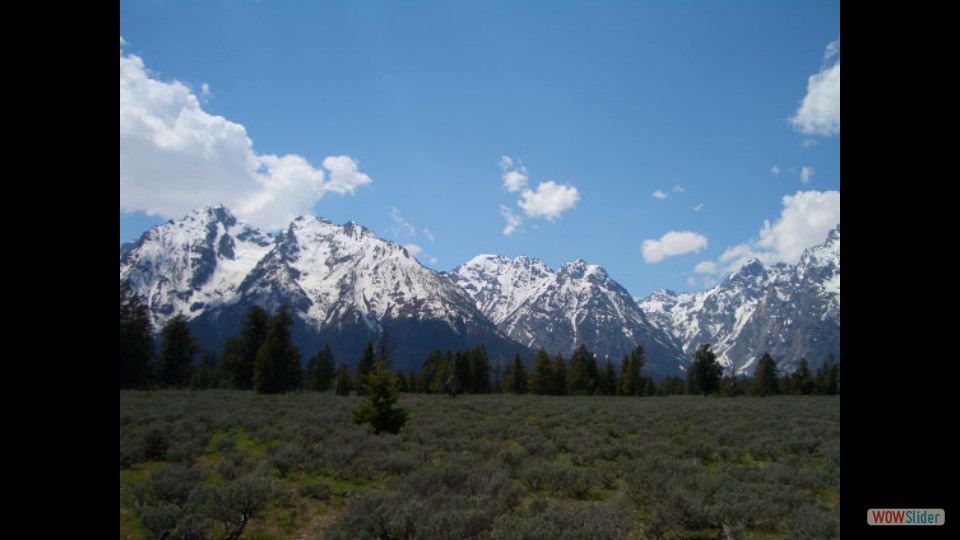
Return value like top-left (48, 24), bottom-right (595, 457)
top-left (454, 350), bottom-right (471, 394)
top-left (407, 369), bottom-right (418, 393)
top-left (421, 349), bottom-right (445, 394)
top-left (658, 376), bottom-right (685, 396)
top-left (617, 345), bottom-right (646, 396)
top-left (719, 375), bottom-right (744, 397)
top-left (395, 370), bottom-right (408, 392)
top-left (467, 345), bottom-right (491, 394)
top-left (687, 344), bottom-right (722, 396)
top-left (750, 352), bottom-right (780, 397)
top-left (597, 359), bottom-right (618, 396)
top-left (549, 354), bottom-right (567, 396)
top-left (356, 341), bottom-right (377, 395)
top-left (815, 355), bottom-right (839, 395)
top-left (334, 362), bottom-right (353, 396)
top-left (503, 354), bottom-right (528, 394)
top-left (642, 376), bottom-right (657, 397)
top-left (220, 306), bottom-right (270, 390)
top-left (120, 282), bottom-right (154, 388)
top-left (353, 361), bottom-right (408, 434)
top-left (567, 344), bottom-right (598, 395)
top-left (528, 348), bottom-right (551, 395)
top-left (190, 350), bottom-right (219, 390)
top-left (306, 344), bottom-right (336, 391)
top-left (156, 314), bottom-right (198, 388)
top-left (254, 306), bottom-right (302, 394)
top-left (789, 358), bottom-right (814, 395)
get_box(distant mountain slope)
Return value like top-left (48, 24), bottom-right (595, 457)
top-left (120, 206), bottom-right (528, 370)
top-left (639, 225), bottom-right (840, 375)
top-left (451, 255), bottom-right (686, 377)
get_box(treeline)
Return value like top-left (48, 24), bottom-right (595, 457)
top-left (121, 287), bottom-right (839, 397)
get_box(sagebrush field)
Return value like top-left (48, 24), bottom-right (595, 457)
top-left (120, 392), bottom-right (839, 539)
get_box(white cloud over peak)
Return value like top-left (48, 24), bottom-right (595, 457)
top-left (120, 48), bottom-right (370, 230)
top-left (716, 190), bottom-right (840, 272)
top-left (694, 261), bottom-right (717, 274)
top-left (404, 243), bottom-right (423, 257)
top-left (518, 181), bottom-right (581, 220)
top-left (642, 231), bottom-right (708, 263)
top-left (499, 155), bottom-right (529, 192)
top-left (790, 39), bottom-right (840, 136)
top-left (652, 190), bottom-right (668, 200)
top-left (389, 207), bottom-right (416, 237)
top-left (500, 205), bottom-right (522, 236)
top-left (800, 166), bottom-right (815, 184)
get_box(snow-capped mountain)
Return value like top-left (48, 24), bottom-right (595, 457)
top-left (451, 255), bottom-right (687, 377)
top-left (120, 206), bottom-right (527, 370)
top-left (639, 225), bottom-right (840, 375)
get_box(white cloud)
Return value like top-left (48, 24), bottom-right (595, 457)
top-left (672, 185), bottom-right (686, 193)
top-left (499, 155), bottom-right (529, 192)
top-left (422, 227), bottom-right (434, 242)
top-left (652, 190), bottom-right (668, 200)
top-left (404, 243), bottom-right (423, 257)
top-left (790, 39), bottom-right (840, 136)
top-left (802, 138), bottom-right (818, 148)
top-left (428, 256), bottom-right (438, 265)
top-left (500, 205), bottom-right (522, 236)
top-left (771, 166), bottom-right (781, 176)
top-left (824, 37), bottom-right (840, 60)
top-left (120, 36), bottom-right (127, 47)
top-left (642, 231), bottom-right (708, 263)
top-left (518, 181), bottom-right (581, 220)
top-left (694, 261), bottom-right (717, 274)
top-left (693, 203), bottom-right (704, 212)
top-left (718, 190), bottom-right (840, 271)
top-left (800, 166), bottom-right (815, 184)
top-left (389, 207), bottom-right (416, 237)
top-left (119, 49), bottom-right (370, 230)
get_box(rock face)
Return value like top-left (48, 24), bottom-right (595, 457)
top-left (451, 255), bottom-right (687, 377)
top-left (639, 225), bottom-right (840, 375)
top-left (120, 206), bottom-right (528, 370)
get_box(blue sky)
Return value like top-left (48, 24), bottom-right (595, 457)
top-left (120, 1), bottom-right (839, 298)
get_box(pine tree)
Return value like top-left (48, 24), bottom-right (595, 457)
top-left (467, 345), bottom-right (491, 394)
top-left (355, 341), bottom-right (376, 396)
top-left (688, 344), bottom-right (722, 396)
top-left (618, 345), bottom-right (646, 396)
top-left (503, 354), bottom-right (526, 394)
top-left (550, 354), bottom-right (567, 396)
top-left (334, 362), bottom-right (353, 396)
top-left (221, 306), bottom-right (270, 390)
top-left (156, 314), bottom-right (198, 388)
top-left (528, 348), bottom-right (551, 395)
top-left (789, 358), bottom-right (814, 395)
top-left (642, 376), bottom-right (657, 397)
top-left (353, 361), bottom-right (408, 434)
top-left (750, 352), bottom-right (780, 396)
top-left (597, 359), bottom-right (618, 396)
top-left (421, 349), bottom-right (445, 394)
top-left (120, 282), bottom-right (154, 388)
top-left (190, 350), bottom-right (219, 389)
top-left (815, 355), bottom-right (839, 395)
top-left (567, 344), bottom-right (598, 395)
top-left (658, 376), bottom-right (685, 396)
top-left (254, 306), bottom-right (302, 394)
top-left (306, 344), bottom-right (335, 391)
top-left (407, 369), bottom-right (418, 393)
top-left (395, 370), bottom-right (408, 392)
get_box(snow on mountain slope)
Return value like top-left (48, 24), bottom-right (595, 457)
top-left (452, 255), bottom-right (686, 377)
top-left (119, 207), bottom-right (526, 370)
top-left (119, 205), bottom-right (273, 328)
top-left (639, 225), bottom-right (840, 375)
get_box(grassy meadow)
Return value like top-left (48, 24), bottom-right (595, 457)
top-left (120, 391), bottom-right (840, 539)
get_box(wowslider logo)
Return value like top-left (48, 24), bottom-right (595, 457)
top-left (867, 509), bottom-right (945, 526)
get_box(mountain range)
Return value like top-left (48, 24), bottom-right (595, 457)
top-left (120, 206), bottom-right (840, 376)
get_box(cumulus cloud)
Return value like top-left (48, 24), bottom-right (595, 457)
top-left (518, 181), bottom-right (581, 220)
top-left (499, 155), bottom-right (529, 192)
top-left (642, 231), bottom-right (708, 263)
top-left (404, 243), bottom-right (423, 257)
top-left (790, 39), bottom-right (840, 136)
top-left (119, 48), bottom-right (370, 230)
top-left (800, 166), bottom-right (815, 184)
top-left (717, 190), bottom-right (840, 272)
top-left (500, 205), bottom-right (522, 236)
top-left (694, 261), bottom-right (717, 274)
top-left (771, 166), bottom-right (781, 176)
top-left (652, 190), bottom-right (668, 200)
